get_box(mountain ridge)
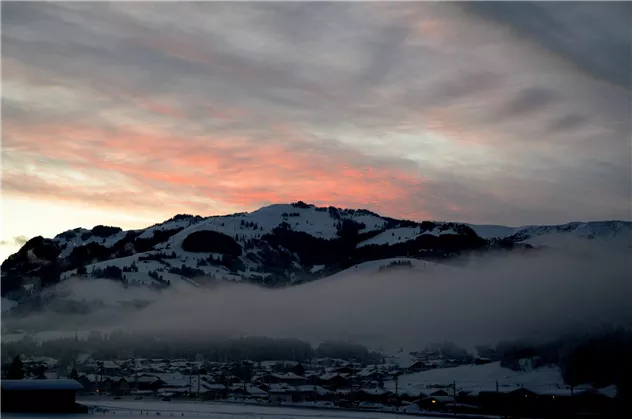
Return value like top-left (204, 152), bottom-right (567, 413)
top-left (2, 202), bottom-right (631, 308)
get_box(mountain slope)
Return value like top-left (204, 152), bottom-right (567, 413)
top-left (2, 202), bottom-right (630, 310)
top-left (1, 202), bottom-right (488, 299)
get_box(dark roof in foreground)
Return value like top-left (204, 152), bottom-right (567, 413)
top-left (1, 379), bottom-right (84, 391)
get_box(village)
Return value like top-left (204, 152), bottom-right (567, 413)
top-left (2, 349), bottom-right (619, 417)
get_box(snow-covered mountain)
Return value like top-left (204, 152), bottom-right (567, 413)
top-left (468, 220), bottom-right (632, 248)
top-left (2, 202), bottom-right (630, 312)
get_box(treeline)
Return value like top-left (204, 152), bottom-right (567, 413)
top-left (477, 326), bottom-right (632, 393)
top-left (378, 260), bottom-right (413, 272)
top-left (1, 333), bottom-right (383, 366)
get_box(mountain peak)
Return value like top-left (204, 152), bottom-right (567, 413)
top-left (2, 203), bottom-right (631, 309)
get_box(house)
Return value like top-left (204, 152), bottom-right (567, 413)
top-left (429, 389), bottom-right (450, 397)
top-left (269, 372), bottom-right (307, 386)
top-left (266, 384), bottom-right (294, 403)
top-left (99, 376), bottom-right (128, 392)
top-left (401, 360), bottom-right (427, 373)
top-left (101, 361), bottom-right (122, 375)
top-left (318, 373), bottom-right (350, 389)
top-left (419, 395), bottom-right (455, 411)
top-left (1, 379), bottom-right (85, 413)
top-left (295, 384), bottom-right (331, 401)
top-left (115, 378), bottom-right (130, 395)
top-left (332, 366), bottom-right (354, 374)
top-left (76, 374), bottom-right (98, 393)
top-left (354, 388), bottom-right (393, 404)
top-left (200, 383), bottom-right (227, 400)
top-left (133, 375), bottom-right (163, 391)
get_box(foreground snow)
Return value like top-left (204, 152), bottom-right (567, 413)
top-left (75, 399), bottom-right (416, 419)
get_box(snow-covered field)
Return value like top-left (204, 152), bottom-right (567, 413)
top-left (384, 361), bottom-right (567, 396)
top-left (73, 399), bottom-right (414, 419)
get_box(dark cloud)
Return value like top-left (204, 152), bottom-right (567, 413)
top-left (548, 114), bottom-right (587, 133)
top-left (502, 87), bottom-right (560, 116)
top-left (463, 2), bottom-right (632, 88)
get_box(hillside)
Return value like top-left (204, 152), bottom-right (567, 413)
top-left (2, 202), bottom-right (631, 312)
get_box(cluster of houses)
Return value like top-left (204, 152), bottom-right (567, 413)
top-left (70, 357), bottom-right (399, 404)
top-left (2, 353), bottom-right (619, 416)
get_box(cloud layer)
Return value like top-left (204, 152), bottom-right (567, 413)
top-left (6, 246), bottom-right (632, 352)
top-left (2, 2), bottom-right (630, 229)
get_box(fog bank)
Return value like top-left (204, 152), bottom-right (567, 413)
top-left (4, 246), bottom-right (632, 352)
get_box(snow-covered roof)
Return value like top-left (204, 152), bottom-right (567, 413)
top-left (1, 379), bottom-right (83, 391)
top-left (295, 385), bottom-right (331, 395)
top-left (271, 372), bottom-right (305, 380)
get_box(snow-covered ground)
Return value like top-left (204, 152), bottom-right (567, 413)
top-left (2, 296), bottom-right (18, 312)
top-left (357, 226), bottom-right (458, 248)
top-left (319, 257), bottom-right (460, 284)
top-left (384, 361), bottom-right (566, 396)
top-left (468, 221), bottom-right (632, 247)
top-left (75, 399), bottom-right (411, 419)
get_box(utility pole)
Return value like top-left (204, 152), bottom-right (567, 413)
top-left (242, 362), bottom-right (249, 401)
top-left (496, 380), bottom-right (499, 393)
top-left (453, 380), bottom-right (457, 417)
top-left (188, 368), bottom-right (193, 398)
top-left (134, 357), bottom-right (138, 392)
top-left (197, 366), bottom-right (201, 398)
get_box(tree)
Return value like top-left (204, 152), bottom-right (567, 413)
top-left (7, 356), bottom-right (24, 379)
top-left (292, 363), bottom-right (305, 376)
top-left (69, 366), bottom-right (79, 380)
top-left (34, 364), bottom-right (46, 379)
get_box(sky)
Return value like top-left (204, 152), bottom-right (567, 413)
top-left (1, 1), bottom-right (631, 260)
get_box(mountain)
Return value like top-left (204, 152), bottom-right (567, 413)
top-left (2, 201), bottom-right (630, 309)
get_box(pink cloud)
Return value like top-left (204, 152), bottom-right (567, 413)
top-left (3, 118), bottom-right (434, 220)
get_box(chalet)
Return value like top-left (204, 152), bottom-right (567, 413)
top-left (318, 373), bottom-right (350, 389)
top-left (267, 384), bottom-right (293, 403)
top-left (101, 361), bottom-right (122, 375)
top-left (1, 379), bottom-right (85, 413)
top-left (76, 374), bottom-right (98, 393)
top-left (354, 388), bottom-right (392, 404)
top-left (133, 375), bottom-right (164, 391)
top-left (419, 395), bottom-right (455, 411)
top-left (401, 360), bottom-right (427, 373)
top-left (429, 389), bottom-right (450, 397)
top-left (115, 377), bottom-right (131, 395)
top-left (200, 383), bottom-right (226, 399)
top-left (332, 366), bottom-right (354, 374)
top-left (268, 372), bottom-right (307, 386)
top-left (296, 384), bottom-right (331, 401)
top-left (99, 376), bottom-right (127, 392)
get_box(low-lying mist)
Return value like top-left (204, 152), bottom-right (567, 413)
top-left (5, 244), bottom-right (632, 353)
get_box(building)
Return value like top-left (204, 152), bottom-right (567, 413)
top-left (1, 379), bottom-right (85, 413)
top-left (268, 372), bottom-right (307, 386)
